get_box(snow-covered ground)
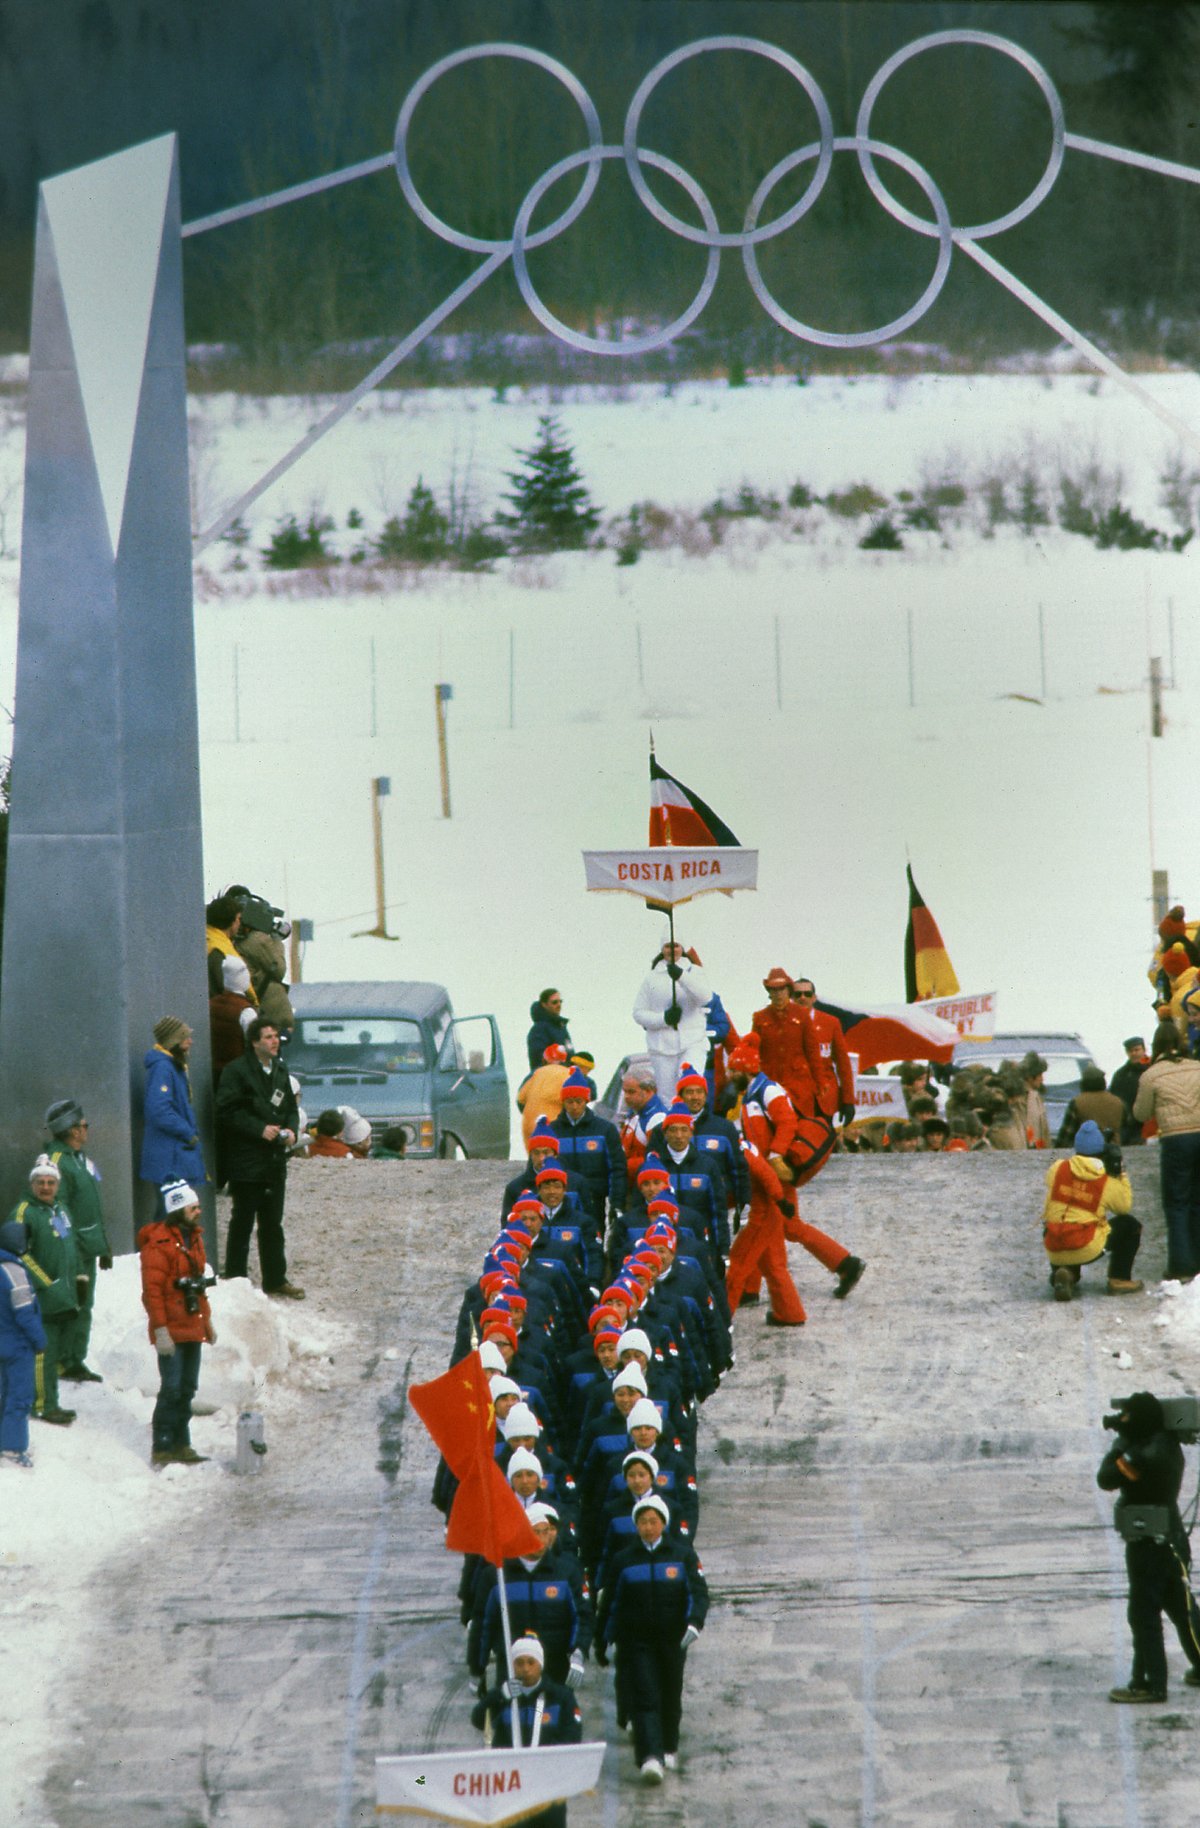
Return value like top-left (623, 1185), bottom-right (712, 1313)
top-left (1, 370), bottom-right (1196, 1085)
top-left (3, 367), bottom-right (1200, 1815)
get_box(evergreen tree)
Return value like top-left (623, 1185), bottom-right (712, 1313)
top-left (496, 415), bottom-right (600, 554)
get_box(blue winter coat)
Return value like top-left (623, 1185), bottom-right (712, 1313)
top-left (139, 1046), bottom-right (206, 1185)
top-left (0, 1241), bottom-right (48, 1357)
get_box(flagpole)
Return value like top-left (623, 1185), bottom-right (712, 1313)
top-left (494, 1564), bottom-right (523, 1749)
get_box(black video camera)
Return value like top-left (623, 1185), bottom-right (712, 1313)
top-left (1104, 1394), bottom-right (1200, 1443)
top-left (233, 888), bottom-right (290, 940)
top-left (175, 1272), bottom-right (218, 1316)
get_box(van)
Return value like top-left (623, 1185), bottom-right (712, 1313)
top-left (287, 981), bottom-right (509, 1158)
top-left (952, 1030), bottom-right (1098, 1139)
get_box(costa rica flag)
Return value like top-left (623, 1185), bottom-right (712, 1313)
top-left (649, 749), bottom-right (740, 848)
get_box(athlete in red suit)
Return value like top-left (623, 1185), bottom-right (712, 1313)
top-left (791, 976), bottom-right (856, 1124)
top-left (751, 968), bottom-right (821, 1117)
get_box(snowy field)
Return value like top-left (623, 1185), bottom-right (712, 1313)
top-left (2, 367), bottom-right (1200, 1818)
top-left (1, 369), bottom-right (1192, 1087)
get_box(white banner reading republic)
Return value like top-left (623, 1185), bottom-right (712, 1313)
top-left (923, 989), bottom-right (997, 1040)
top-left (376, 1744), bottom-right (605, 1823)
top-left (582, 847), bottom-right (758, 906)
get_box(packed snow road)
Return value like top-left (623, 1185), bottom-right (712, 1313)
top-left (35, 1152), bottom-right (1200, 1828)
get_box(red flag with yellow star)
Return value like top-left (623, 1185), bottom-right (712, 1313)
top-left (409, 1353), bottom-right (542, 1565)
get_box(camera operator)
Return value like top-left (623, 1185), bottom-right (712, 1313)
top-left (138, 1180), bottom-right (216, 1467)
top-left (227, 884), bottom-right (295, 1035)
top-left (216, 1017), bottom-right (305, 1299)
top-left (1098, 1392), bottom-right (1200, 1702)
top-left (1041, 1120), bottom-right (1141, 1301)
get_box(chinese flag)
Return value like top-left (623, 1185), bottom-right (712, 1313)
top-left (409, 1354), bottom-right (541, 1566)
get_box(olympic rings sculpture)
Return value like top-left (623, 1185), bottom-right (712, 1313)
top-left (392, 30), bottom-right (1066, 355)
top-left (190, 27), bottom-right (1200, 549)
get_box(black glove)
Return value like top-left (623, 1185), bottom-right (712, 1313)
top-left (1102, 1142), bottom-right (1124, 1178)
top-left (666, 963), bottom-right (682, 981)
top-left (98, 1255), bottom-right (113, 1271)
top-left (664, 1007), bottom-right (681, 1029)
top-left (776, 1197), bottom-right (794, 1218)
top-left (838, 1104), bottom-right (856, 1127)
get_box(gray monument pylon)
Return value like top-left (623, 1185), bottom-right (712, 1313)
top-left (0, 134), bottom-right (214, 1255)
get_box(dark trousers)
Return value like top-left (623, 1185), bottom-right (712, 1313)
top-left (1126, 1537), bottom-right (1200, 1693)
top-left (225, 1176), bottom-right (288, 1288)
top-left (622, 1637), bottom-right (686, 1764)
top-left (152, 1341), bottom-right (202, 1451)
top-left (1107, 1212), bottom-right (1142, 1281)
top-left (0, 1349), bottom-right (35, 1452)
top-left (1159, 1131), bottom-right (1200, 1277)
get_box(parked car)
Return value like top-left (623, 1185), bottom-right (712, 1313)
top-left (951, 1031), bottom-right (1099, 1139)
top-left (287, 981), bottom-right (509, 1158)
top-left (595, 1052), bottom-right (652, 1127)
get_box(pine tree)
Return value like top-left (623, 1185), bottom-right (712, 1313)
top-left (495, 415), bottom-right (600, 554)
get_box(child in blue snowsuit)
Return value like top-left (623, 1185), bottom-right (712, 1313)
top-left (0, 1217), bottom-right (48, 1467)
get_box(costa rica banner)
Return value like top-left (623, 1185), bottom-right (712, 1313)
top-left (923, 989), bottom-right (997, 1040)
top-left (582, 847), bottom-right (758, 905)
top-left (376, 1743), bottom-right (605, 1823)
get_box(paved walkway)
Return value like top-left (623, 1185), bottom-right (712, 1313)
top-left (40, 1151), bottom-right (1200, 1828)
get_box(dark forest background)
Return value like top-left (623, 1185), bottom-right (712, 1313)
top-left (0, 1), bottom-right (1198, 378)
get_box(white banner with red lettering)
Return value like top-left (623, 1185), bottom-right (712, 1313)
top-left (851, 1076), bottom-right (909, 1124)
top-left (376, 1743), bottom-right (605, 1823)
top-left (582, 847), bottom-right (758, 905)
top-left (922, 989), bottom-right (997, 1041)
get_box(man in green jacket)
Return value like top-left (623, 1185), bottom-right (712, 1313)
top-left (46, 1098), bottom-right (112, 1383)
top-left (12, 1155), bottom-right (87, 1425)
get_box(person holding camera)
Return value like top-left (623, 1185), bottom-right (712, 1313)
top-left (227, 883), bottom-right (295, 1034)
top-left (1042, 1119), bottom-right (1140, 1300)
top-left (216, 1016), bottom-right (305, 1299)
top-left (139, 1179), bottom-right (216, 1466)
top-left (1097, 1391), bottom-right (1200, 1702)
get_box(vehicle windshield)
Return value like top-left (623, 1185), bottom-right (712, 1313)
top-left (288, 1017), bottom-right (427, 1076)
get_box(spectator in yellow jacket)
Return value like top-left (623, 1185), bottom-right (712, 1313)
top-left (1042, 1120), bottom-right (1139, 1301)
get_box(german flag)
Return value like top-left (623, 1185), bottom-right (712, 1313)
top-left (904, 865), bottom-right (960, 1002)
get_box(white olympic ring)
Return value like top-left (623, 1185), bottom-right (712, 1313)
top-left (393, 43), bottom-right (603, 255)
top-left (742, 138), bottom-right (954, 349)
top-left (391, 30), bottom-right (1071, 351)
top-left (622, 36), bottom-right (834, 250)
top-left (855, 30), bottom-right (1065, 242)
top-left (511, 146), bottom-right (721, 357)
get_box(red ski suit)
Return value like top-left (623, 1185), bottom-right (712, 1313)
top-left (725, 1139), bottom-right (807, 1324)
top-left (731, 1067), bottom-right (852, 1308)
top-left (806, 1007), bottom-right (855, 1119)
top-left (751, 1003), bottom-right (820, 1117)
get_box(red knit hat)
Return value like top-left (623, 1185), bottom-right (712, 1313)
top-left (637, 1155), bottom-right (671, 1185)
top-left (728, 1034), bottom-right (761, 1073)
top-left (535, 1164), bottom-right (568, 1185)
top-left (543, 1043), bottom-right (568, 1063)
top-left (481, 1318), bottom-right (519, 1351)
top-left (560, 1069), bottom-right (592, 1101)
top-left (675, 1061), bottom-right (707, 1095)
top-left (1162, 944), bottom-right (1192, 979)
top-left (662, 1102), bottom-right (694, 1128)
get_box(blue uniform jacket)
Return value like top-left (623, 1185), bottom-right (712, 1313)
top-left (0, 1244), bottom-right (47, 1356)
top-left (139, 1046), bottom-right (206, 1185)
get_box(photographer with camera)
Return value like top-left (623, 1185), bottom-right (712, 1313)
top-left (138, 1180), bottom-right (217, 1467)
top-left (1098, 1392), bottom-right (1200, 1702)
top-left (216, 1016), bottom-right (304, 1299)
top-left (227, 883), bottom-right (295, 1035)
top-left (1041, 1120), bottom-right (1141, 1301)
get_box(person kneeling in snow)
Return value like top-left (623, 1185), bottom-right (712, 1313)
top-left (1042, 1120), bottom-right (1140, 1301)
top-left (139, 1181), bottom-right (217, 1467)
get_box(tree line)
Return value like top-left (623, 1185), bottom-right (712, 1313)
top-left (0, 1), bottom-right (1196, 370)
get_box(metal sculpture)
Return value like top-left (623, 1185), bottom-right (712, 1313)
top-left (4, 30), bottom-right (1198, 1238)
top-left (0, 136), bottom-right (211, 1249)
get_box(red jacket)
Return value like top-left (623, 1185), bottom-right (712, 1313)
top-left (139, 1220), bottom-right (212, 1344)
top-left (806, 1008), bottom-right (855, 1118)
top-left (740, 1073), bottom-right (798, 1159)
top-left (751, 1004), bottom-right (820, 1115)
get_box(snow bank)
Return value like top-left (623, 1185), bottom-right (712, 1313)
top-left (0, 1253), bottom-right (346, 1826)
